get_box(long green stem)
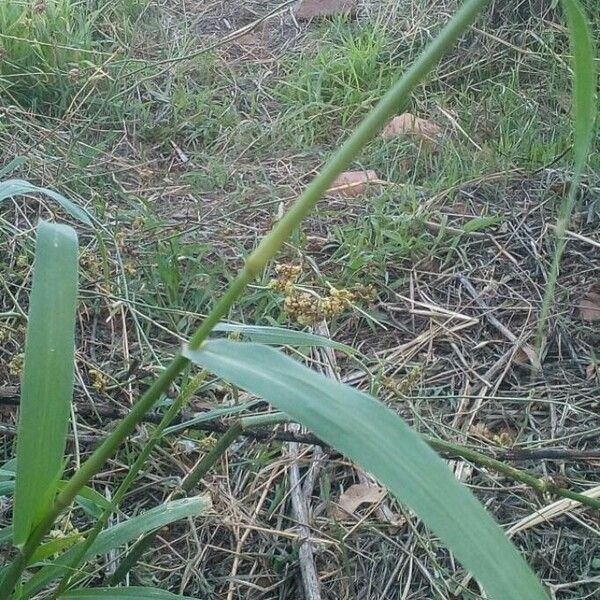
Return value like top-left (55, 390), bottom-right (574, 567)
top-left (426, 437), bottom-right (600, 510)
top-left (0, 1), bottom-right (489, 595)
top-left (241, 413), bottom-right (600, 510)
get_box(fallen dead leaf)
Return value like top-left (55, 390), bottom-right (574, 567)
top-left (296, 0), bottom-right (357, 20)
top-left (586, 362), bottom-right (597, 381)
top-left (333, 484), bottom-right (386, 518)
top-left (579, 286), bottom-right (600, 321)
top-left (382, 112), bottom-right (442, 145)
top-left (328, 170), bottom-right (378, 197)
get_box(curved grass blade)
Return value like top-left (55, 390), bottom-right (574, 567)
top-left (13, 221), bottom-right (79, 548)
top-left (21, 496), bottom-right (211, 598)
top-left (537, 0), bottom-right (597, 343)
top-left (213, 322), bottom-right (354, 353)
top-left (0, 156), bottom-right (27, 179)
top-left (0, 180), bottom-right (93, 226)
top-left (184, 340), bottom-right (549, 600)
top-left (61, 587), bottom-right (196, 599)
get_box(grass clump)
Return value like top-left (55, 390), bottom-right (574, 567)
top-left (0, 0), bottom-right (101, 113)
top-left (275, 22), bottom-right (402, 145)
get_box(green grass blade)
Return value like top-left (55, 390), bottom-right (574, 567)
top-left (537, 0), bottom-right (597, 343)
top-left (20, 496), bottom-right (211, 598)
top-left (61, 587), bottom-right (196, 599)
top-left (560, 0), bottom-right (597, 168)
top-left (213, 322), bottom-right (354, 352)
top-left (0, 528), bottom-right (12, 545)
top-left (13, 221), bottom-right (79, 549)
top-left (0, 157), bottom-right (27, 179)
top-left (184, 340), bottom-right (549, 600)
top-left (0, 180), bottom-right (93, 226)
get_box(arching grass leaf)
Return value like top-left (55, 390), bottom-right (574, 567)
top-left (0, 180), bottom-right (93, 226)
top-left (184, 340), bottom-right (549, 600)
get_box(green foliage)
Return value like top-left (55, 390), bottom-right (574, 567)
top-left (0, 0), bottom-right (597, 597)
top-left (276, 23), bottom-right (401, 144)
top-left (21, 496), bottom-right (211, 597)
top-left (0, 0), bottom-right (99, 112)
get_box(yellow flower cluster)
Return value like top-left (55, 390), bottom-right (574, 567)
top-left (89, 367), bottom-right (109, 393)
top-left (8, 354), bottom-right (24, 377)
top-left (269, 263), bottom-right (375, 326)
top-left (384, 365), bottom-right (423, 396)
top-left (268, 263), bottom-right (302, 293)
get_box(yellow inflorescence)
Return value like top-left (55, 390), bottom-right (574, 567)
top-left (88, 367), bottom-right (109, 393)
top-left (269, 262), bottom-right (375, 326)
top-left (8, 354), bottom-right (24, 377)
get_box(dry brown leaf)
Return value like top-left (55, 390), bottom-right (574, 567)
top-left (335, 484), bottom-right (386, 517)
top-left (328, 170), bottom-right (378, 197)
top-left (296, 0), bottom-right (357, 20)
top-left (579, 287), bottom-right (600, 321)
top-left (382, 112), bottom-right (442, 144)
top-left (586, 362), bottom-right (597, 381)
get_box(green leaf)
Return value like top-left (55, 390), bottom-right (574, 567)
top-left (0, 179), bottom-right (93, 226)
top-left (30, 533), bottom-right (83, 564)
top-left (0, 527), bottom-right (12, 545)
top-left (213, 322), bottom-right (354, 353)
top-left (13, 221), bottom-right (79, 548)
top-left (537, 0), bottom-right (597, 343)
top-left (57, 482), bottom-right (112, 519)
top-left (61, 587), bottom-right (196, 599)
top-left (21, 496), bottom-right (211, 598)
top-left (0, 156), bottom-right (27, 179)
top-left (184, 340), bottom-right (549, 600)
top-left (462, 215), bottom-right (501, 234)
top-left (560, 0), bottom-right (597, 169)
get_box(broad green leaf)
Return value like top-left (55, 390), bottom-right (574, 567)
top-left (13, 221), bottom-right (79, 548)
top-left (560, 0), bottom-right (597, 169)
top-left (62, 587), bottom-right (196, 599)
top-left (213, 322), bottom-right (354, 353)
top-left (21, 496), bottom-right (211, 598)
top-left (0, 179), bottom-right (92, 226)
top-left (184, 340), bottom-right (548, 600)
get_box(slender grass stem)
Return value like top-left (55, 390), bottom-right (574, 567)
top-left (48, 372), bottom-right (206, 599)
